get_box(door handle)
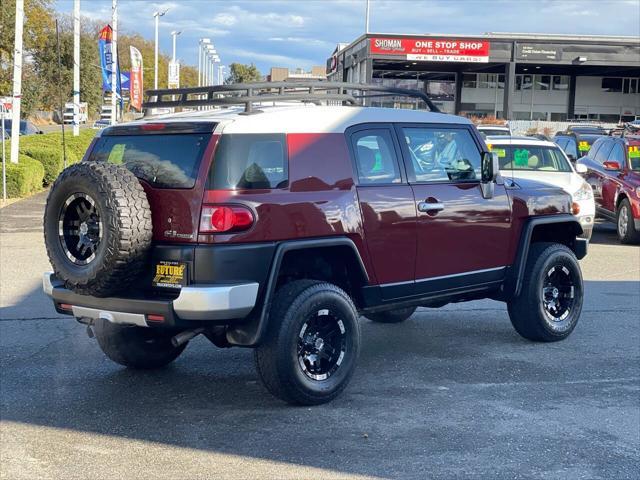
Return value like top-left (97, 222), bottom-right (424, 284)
top-left (417, 201), bottom-right (445, 213)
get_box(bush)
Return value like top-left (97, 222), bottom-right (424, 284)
top-left (19, 145), bottom-right (66, 185)
top-left (1, 155), bottom-right (45, 198)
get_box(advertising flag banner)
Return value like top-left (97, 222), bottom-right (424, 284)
top-left (98, 25), bottom-right (121, 94)
top-left (129, 46), bottom-right (143, 111)
top-left (370, 38), bottom-right (490, 63)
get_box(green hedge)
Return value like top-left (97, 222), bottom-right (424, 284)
top-left (1, 129), bottom-right (95, 198)
top-left (1, 155), bottom-right (45, 198)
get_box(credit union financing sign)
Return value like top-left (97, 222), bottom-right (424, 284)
top-left (370, 38), bottom-right (490, 63)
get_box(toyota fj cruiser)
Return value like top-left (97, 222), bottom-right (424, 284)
top-left (43, 82), bottom-right (587, 405)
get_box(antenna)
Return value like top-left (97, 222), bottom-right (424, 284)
top-left (55, 19), bottom-right (68, 169)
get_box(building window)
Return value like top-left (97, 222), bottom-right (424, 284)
top-left (535, 75), bottom-right (551, 90)
top-left (623, 78), bottom-right (639, 94)
top-left (552, 76), bottom-right (569, 90)
top-left (516, 75), bottom-right (533, 91)
top-left (463, 73), bottom-right (477, 88)
top-left (497, 74), bottom-right (505, 89)
top-left (602, 78), bottom-right (623, 92)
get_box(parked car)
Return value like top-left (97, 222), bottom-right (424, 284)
top-left (2, 119), bottom-right (43, 135)
top-left (476, 124), bottom-right (512, 139)
top-left (42, 82), bottom-right (588, 405)
top-left (554, 132), bottom-right (606, 162)
top-left (577, 135), bottom-right (640, 243)
top-left (564, 124), bottom-right (607, 135)
top-left (487, 136), bottom-right (595, 239)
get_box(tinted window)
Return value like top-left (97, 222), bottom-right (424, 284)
top-left (479, 128), bottom-right (510, 137)
top-left (496, 145), bottom-right (572, 172)
top-left (401, 127), bottom-right (480, 182)
top-left (352, 130), bottom-right (401, 185)
top-left (209, 134), bottom-right (287, 190)
top-left (89, 133), bottom-right (211, 188)
top-left (629, 145), bottom-right (640, 171)
top-left (594, 140), bottom-right (614, 164)
top-left (610, 143), bottom-right (625, 166)
top-left (554, 137), bottom-right (568, 149)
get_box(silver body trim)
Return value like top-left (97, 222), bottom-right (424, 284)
top-left (380, 266), bottom-right (507, 288)
top-left (71, 306), bottom-right (148, 327)
top-left (173, 283), bottom-right (259, 320)
top-left (43, 272), bottom-right (259, 325)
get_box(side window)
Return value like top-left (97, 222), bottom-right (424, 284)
top-left (555, 137), bottom-right (568, 149)
top-left (352, 129), bottom-right (401, 185)
top-left (594, 140), bottom-right (614, 164)
top-left (610, 143), bottom-right (625, 166)
top-left (565, 139), bottom-right (578, 159)
top-left (588, 138), bottom-right (605, 160)
top-left (209, 134), bottom-right (288, 190)
top-left (400, 127), bottom-right (481, 182)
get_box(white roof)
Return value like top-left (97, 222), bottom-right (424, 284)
top-left (132, 104), bottom-right (469, 134)
top-left (477, 125), bottom-right (510, 130)
top-left (486, 136), bottom-right (557, 148)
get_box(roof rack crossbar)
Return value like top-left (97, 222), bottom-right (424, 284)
top-left (142, 81), bottom-right (441, 114)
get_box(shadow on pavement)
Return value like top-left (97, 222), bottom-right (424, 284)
top-left (1, 276), bottom-right (639, 479)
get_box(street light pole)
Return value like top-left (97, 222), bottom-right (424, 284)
top-left (171, 30), bottom-right (181, 62)
top-left (10, 0), bottom-right (24, 164)
top-left (73, 0), bottom-right (80, 136)
top-left (153, 8), bottom-right (168, 90)
top-left (110, 0), bottom-right (117, 125)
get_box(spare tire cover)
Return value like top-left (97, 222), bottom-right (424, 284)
top-left (44, 162), bottom-right (153, 297)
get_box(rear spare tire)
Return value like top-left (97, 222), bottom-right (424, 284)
top-left (44, 162), bottom-right (152, 297)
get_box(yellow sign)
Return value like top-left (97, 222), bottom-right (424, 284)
top-left (153, 261), bottom-right (186, 288)
top-left (578, 141), bottom-right (590, 152)
top-left (629, 145), bottom-right (640, 159)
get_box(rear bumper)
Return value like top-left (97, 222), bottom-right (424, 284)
top-left (43, 272), bottom-right (258, 328)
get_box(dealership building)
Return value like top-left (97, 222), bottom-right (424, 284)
top-left (326, 33), bottom-right (640, 122)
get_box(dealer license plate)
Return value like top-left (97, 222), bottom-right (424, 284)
top-left (152, 261), bottom-right (188, 289)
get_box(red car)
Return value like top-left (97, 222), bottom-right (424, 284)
top-left (577, 136), bottom-right (640, 243)
top-left (42, 82), bottom-right (587, 405)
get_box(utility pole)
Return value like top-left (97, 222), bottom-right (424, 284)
top-left (73, 0), bottom-right (80, 136)
top-left (365, 0), bottom-right (370, 34)
top-left (111, 0), bottom-right (117, 125)
top-left (171, 30), bottom-right (181, 62)
top-left (10, 0), bottom-right (24, 164)
top-left (153, 9), bottom-right (168, 89)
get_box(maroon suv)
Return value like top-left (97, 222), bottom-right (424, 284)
top-left (43, 83), bottom-right (587, 405)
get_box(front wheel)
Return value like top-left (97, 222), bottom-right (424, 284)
top-left (507, 242), bottom-right (583, 342)
top-left (255, 280), bottom-right (361, 405)
top-left (617, 198), bottom-right (640, 244)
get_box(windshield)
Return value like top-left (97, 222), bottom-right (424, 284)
top-left (493, 144), bottom-right (572, 172)
top-left (478, 128), bottom-right (509, 139)
top-left (88, 133), bottom-right (211, 188)
top-left (629, 144), bottom-right (640, 171)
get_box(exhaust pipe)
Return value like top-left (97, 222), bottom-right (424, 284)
top-left (171, 328), bottom-right (205, 348)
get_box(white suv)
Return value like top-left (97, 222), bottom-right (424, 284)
top-left (487, 136), bottom-right (595, 239)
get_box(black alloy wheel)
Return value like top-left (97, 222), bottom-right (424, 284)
top-left (58, 193), bottom-right (103, 266)
top-left (297, 309), bottom-right (348, 381)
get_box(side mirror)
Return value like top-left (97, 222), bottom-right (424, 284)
top-left (481, 151), bottom-right (499, 183)
top-left (603, 161), bottom-right (621, 171)
top-left (575, 163), bottom-right (588, 174)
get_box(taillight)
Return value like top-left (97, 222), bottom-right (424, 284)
top-left (140, 123), bottom-right (166, 131)
top-left (199, 205), bottom-right (254, 233)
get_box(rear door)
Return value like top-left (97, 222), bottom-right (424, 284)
top-left (348, 124), bottom-right (417, 298)
top-left (395, 123), bottom-right (512, 293)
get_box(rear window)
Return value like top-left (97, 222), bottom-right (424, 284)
top-left (494, 145), bottom-right (572, 172)
top-left (88, 133), bottom-right (211, 188)
top-left (209, 134), bottom-right (288, 190)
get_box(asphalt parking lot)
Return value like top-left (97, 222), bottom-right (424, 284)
top-left (1, 192), bottom-right (639, 480)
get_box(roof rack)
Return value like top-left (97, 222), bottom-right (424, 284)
top-left (142, 81), bottom-right (441, 114)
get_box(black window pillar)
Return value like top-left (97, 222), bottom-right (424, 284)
top-left (567, 74), bottom-right (577, 119)
top-left (454, 71), bottom-right (463, 115)
top-left (503, 42), bottom-right (516, 120)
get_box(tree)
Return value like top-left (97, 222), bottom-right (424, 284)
top-left (226, 63), bottom-right (262, 84)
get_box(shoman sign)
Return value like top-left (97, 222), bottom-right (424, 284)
top-left (370, 38), bottom-right (490, 63)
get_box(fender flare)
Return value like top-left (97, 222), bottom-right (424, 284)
top-left (504, 214), bottom-right (587, 299)
top-left (225, 237), bottom-right (369, 347)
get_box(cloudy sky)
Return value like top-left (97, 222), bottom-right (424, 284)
top-left (54, 0), bottom-right (640, 73)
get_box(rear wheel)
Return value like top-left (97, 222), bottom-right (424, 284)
top-left (93, 319), bottom-right (186, 369)
top-left (254, 280), bottom-right (360, 405)
top-left (365, 306), bottom-right (416, 324)
top-left (617, 198), bottom-right (640, 244)
top-left (507, 243), bottom-right (583, 342)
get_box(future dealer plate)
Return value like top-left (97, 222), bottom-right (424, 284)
top-left (152, 260), bottom-right (187, 289)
